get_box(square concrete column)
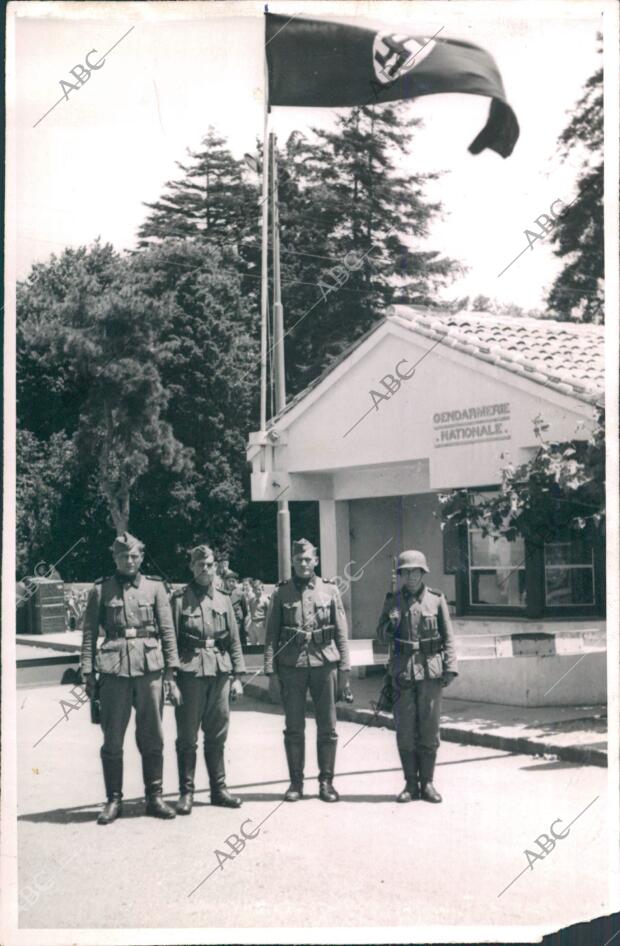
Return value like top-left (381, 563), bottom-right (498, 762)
top-left (319, 499), bottom-right (352, 620)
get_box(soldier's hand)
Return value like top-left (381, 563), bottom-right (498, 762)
top-left (165, 678), bottom-right (183, 706)
top-left (230, 678), bottom-right (244, 702)
top-left (336, 669), bottom-right (354, 703)
top-left (267, 673), bottom-right (282, 705)
top-left (441, 671), bottom-right (457, 688)
top-left (84, 673), bottom-right (97, 699)
top-left (388, 608), bottom-right (400, 625)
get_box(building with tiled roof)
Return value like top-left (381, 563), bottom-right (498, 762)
top-left (247, 307), bottom-right (605, 704)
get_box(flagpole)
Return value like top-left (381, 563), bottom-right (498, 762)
top-left (259, 53), bottom-right (269, 433)
top-left (270, 132), bottom-right (291, 582)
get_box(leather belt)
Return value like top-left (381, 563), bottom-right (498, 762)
top-left (106, 627), bottom-right (158, 640)
top-left (393, 636), bottom-right (442, 656)
top-left (180, 634), bottom-right (217, 650)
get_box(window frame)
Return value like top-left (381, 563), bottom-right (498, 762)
top-left (452, 488), bottom-right (605, 619)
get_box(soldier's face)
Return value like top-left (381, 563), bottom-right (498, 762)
top-left (292, 553), bottom-right (317, 578)
top-left (114, 551), bottom-right (143, 576)
top-left (191, 557), bottom-right (216, 586)
top-left (400, 567), bottom-right (424, 593)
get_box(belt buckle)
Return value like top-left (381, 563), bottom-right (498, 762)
top-left (205, 639), bottom-right (215, 648)
top-left (125, 627), bottom-right (137, 639)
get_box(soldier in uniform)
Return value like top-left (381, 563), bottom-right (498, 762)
top-left (172, 545), bottom-right (246, 815)
top-left (376, 550), bottom-right (458, 804)
top-left (81, 532), bottom-right (180, 825)
top-left (264, 538), bottom-right (352, 803)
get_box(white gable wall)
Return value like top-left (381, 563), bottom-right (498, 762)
top-left (259, 327), bottom-right (596, 498)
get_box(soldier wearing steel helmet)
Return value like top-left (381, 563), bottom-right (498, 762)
top-left (81, 532), bottom-right (181, 824)
top-left (264, 538), bottom-right (352, 803)
top-left (376, 549), bottom-right (458, 804)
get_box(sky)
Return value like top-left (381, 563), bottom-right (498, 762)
top-left (10, 0), bottom-right (605, 310)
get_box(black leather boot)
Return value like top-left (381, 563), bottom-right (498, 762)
top-left (98, 753), bottom-right (123, 825)
top-left (419, 749), bottom-right (442, 803)
top-left (143, 752), bottom-right (176, 818)
top-left (284, 738), bottom-right (305, 801)
top-left (317, 741), bottom-right (339, 802)
top-left (205, 746), bottom-right (242, 808)
top-left (176, 749), bottom-right (196, 815)
top-left (396, 748), bottom-right (420, 803)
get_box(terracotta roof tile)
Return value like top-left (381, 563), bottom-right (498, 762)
top-left (390, 308), bottom-right (604, 404)
top-left (268, 306), bottom-right (604, 428)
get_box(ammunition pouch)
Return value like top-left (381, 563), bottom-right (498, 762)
top-left (281, 625), bottom-right (335, 646)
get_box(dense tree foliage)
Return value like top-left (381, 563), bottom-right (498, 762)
top-left (15, 104), bottom-right (496, 580)
top-left (438, 409), bottom-right (605, 547)
top-left (546, 41), bottom-right (603, 322)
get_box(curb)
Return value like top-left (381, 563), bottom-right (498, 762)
top-left (243, 682), bottom-right (607, 768)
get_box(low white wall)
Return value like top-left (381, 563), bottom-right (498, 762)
top-left (448, 652), bottom-right (607, 707)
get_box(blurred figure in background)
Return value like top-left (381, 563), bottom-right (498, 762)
top-left (223, 571), bottom-right (250, 647)
top-left (248, 579), bottom-right (270, 645)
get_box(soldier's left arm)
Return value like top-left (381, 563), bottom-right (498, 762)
top-left (154, 581), bottom-right (180, 670)
top-left (438, 592), bottom-right (458, 676)
top-left (330, 583), bottom-right (351, 672)
top-left (226, 595), bottom-right (247, 675)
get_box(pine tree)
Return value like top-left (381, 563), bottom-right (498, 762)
top-left (137, 127), bottom-right (258, 250)
top-left (546, 40), bottom-right (603, 322)
top-left (270, 105), bottom-right (461, 396)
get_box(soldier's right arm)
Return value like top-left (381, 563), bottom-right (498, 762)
top-left (375, 593), bottom-right (397, 643)
top-left (80, 583), bottom-right (103, 676)
top-left (263, 588), bottom-right (281, 675)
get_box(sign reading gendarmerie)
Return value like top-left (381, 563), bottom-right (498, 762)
top-left (433, 402), bottom-right (511, 448)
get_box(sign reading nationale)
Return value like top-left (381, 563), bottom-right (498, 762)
top-left (433, 402), bottom-right (511, 448)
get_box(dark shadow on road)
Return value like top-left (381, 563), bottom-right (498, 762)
top-left (236, 791), bottom-right (292, 802)
top-left (17, 751), bottom-right (524, 824)
top-left (336, 793), bottom-right (399, 803)
top-left (18, 798), bottom-right (148, 824)
top-left (519, 759), bottom-right (584, 771)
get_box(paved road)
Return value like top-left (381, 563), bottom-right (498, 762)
top-left (16, 684), bottom-right (609, 931)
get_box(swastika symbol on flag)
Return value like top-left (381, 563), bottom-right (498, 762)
top-left (372, 33), bottom-right (436, 85)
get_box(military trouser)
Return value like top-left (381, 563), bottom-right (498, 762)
top-left (278, 664), bottom-right (338, 783)
top-left (175, 673), bottom-right (231, 752)
top-left (174, 673), bottom-right (231, 796)
top-left (99, 671), bottom-right (164, 759)
top-left (393, 678), bottom-right (443, 783)
top-left (99, 671), bottom-right (165, 799)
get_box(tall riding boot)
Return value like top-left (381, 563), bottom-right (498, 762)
top-left (98, 753), bottom-right (123, 825)
top-left (284, 738), bottom-right (305, 801)
top-left (142, 752), bottom-right (176, 818)
top-left (317, 740), bottom-right (339, 802)
top-left (176, 749), bottom-right (196, 815)
top-left (419, 748), bottom-right (442, 803)
top-left (396, 747), bottom-right (420, 803)
top-left (205, 745), bottom-right (241, 808)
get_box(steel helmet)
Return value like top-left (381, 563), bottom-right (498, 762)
top-left (396, 550), bottom-right (429, 574)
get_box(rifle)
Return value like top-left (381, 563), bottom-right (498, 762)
top-left (376, 555), bottom-right (399, 710)
top-left (90, 674), bottom-right (101, 725)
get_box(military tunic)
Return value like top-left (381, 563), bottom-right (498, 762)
top-left (264, 575), bottom-right (350, 754)
top-left (376, 584), bottom-right (458, 782)
top-left (172, 582), bottom-right (246, 755)
top-left (80, 572), bottom-right (179, 762)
